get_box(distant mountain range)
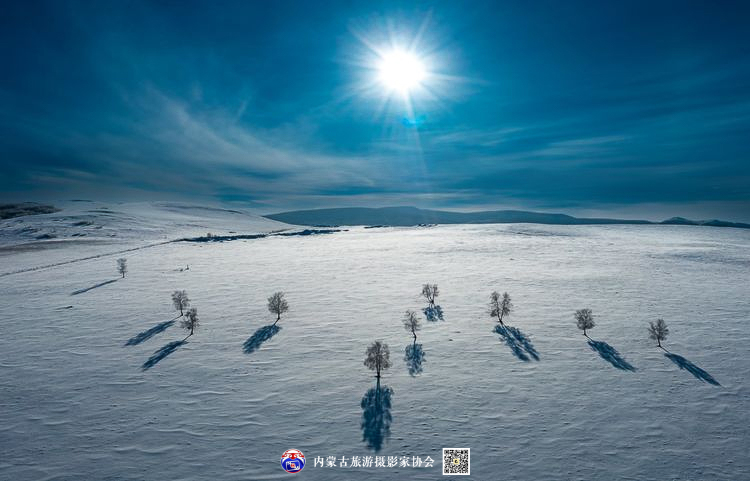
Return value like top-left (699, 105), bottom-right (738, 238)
top-left (265, 206), bottom-right (750, 229)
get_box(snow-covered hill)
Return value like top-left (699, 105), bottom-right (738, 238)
top-left (0, 200), bottom-right (289, 246)
top-left (0, 201), bottom-right (291, 274)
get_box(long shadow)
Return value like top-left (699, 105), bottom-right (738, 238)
top-left (404, 342), bottom-right (425, 376)
top-left (510, 327), bottom-right (540, 360)
top-left (71, 278), bottom-right (118, 295)
top-left (588, 340), bottom-right (636, 371)
top-left (360, 381), bottom-right (393, 452)
top-left (495, 325), bottom-right (539, 361)
top-left (423, 305), bottom-right (444, 322)
top-left (665, 352), bottom-right (720, 386)
top-left (125, 318), bottom-right (178, 346)
top-left (141, 340), bottom-right (187, 370)
top-left (243, 325), bottom-right (281, 354)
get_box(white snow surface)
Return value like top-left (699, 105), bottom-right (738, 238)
top-left (0, 201), bottom-right (290, 274)
top-left (1, 222), bottom-right (749, 480)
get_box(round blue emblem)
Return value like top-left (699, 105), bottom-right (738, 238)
top-left (281, 449), bottom-right (305, 473)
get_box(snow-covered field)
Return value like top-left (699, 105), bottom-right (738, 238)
top-left (0, 201), bottom-right (290, 275)
top-left (1, 217), bottom-right (749, 480)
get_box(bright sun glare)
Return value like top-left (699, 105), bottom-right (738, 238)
top-left (377, 49), bottom-right (426, 93)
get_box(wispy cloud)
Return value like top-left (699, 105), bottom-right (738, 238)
top-left (1, 0), bottom-right (749, 221)
top-left (429, 127), bottom-right (523, 147)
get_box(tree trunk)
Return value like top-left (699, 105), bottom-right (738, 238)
top-left (273, 318), bottom-right (278, 326)
top-left (413, 332), bottom-right (417, 342)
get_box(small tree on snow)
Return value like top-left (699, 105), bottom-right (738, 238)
top-left (648, 318), bottom-right (669, 348)
top-left (575, 308), bottom-right (595, 337)
top-left (421, 284), bottom-right (439, 307)
top-left (268, 291), bottom-right (289, 325)
top-left (402, 310), bottom-right (421, 342)
top-left (172, 290), bottom-right (190, 316)
top-left (117, 258), bottom-right (127, 278)
top-left (489, 291), bottom-right (513, 326)
top-left (181, 307), bottom-right (199, 336)
top-left (364, 340), bottom-right (391, 379)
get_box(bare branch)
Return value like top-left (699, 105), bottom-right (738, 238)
top-left (180, 307), bottom-right (199, 336)
top-left (116, 258), bottom-right (127, 278)
top-left (364, 341), bottom-right (391, 378)
top-left (648, 318), bottom-right (669, 347)
top-left (268, 291), bottom-right (289, 324)
top-left (402, 310), bottom-right (421, 340)
top-left (171, 290), bottom-right (190, 316)
top-left (575, 308), bottom-right (595, 336)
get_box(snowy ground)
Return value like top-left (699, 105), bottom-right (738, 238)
top-left (1, 220), bottom-right (749, 480)
top-left (0, 201), bottom-right (290, 276)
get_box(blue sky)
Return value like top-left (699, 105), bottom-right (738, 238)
top-left (1, 0), bottom-right (749, 220)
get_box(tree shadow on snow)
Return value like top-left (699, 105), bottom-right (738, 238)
top-left (423, 305), bottom-right (444, 322)
top-left (404, 342), bottom-right (425, 376)
top-left (495, 325), bottom-right (539, 361)
top-left (361, 381), bottom-right (393, 452)
top-left (588, 340), bottom-right (636, 371)
top-left (71, 278), bottom-right (118, 295)
top-left (124, 317), bottom-right (179, 346)
top-left (665, 352), bottom-right (720, 386)
top-left (243, 325), bottom-right (281, 354)
top-left (141, 340), bottom-right (187, 370)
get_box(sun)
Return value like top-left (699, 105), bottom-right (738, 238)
top-left (377, 49), bottom-right (426, 93)
top-left (347, 15), bottom-right (458, 116)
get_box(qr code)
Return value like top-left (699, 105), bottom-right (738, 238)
top-left (442, 448), bottom-right (470, 475)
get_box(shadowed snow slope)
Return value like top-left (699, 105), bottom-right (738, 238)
top-left (0, 201), bottom-right (291, 273)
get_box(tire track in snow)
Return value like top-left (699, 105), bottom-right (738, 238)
top-left (0, 228), bottom-right (342, 277)
top-left (0, 240), bottom-right (175, 278)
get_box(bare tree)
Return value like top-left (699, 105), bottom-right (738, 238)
top-left (181, 307), bottom-right (199, 336)
top-left (117, 258), bottom-right (127, 278)
top-left (489, 291), bottom-right (513, 325)
top-left (575, 308), bottom-right (595, 337)
top-left (268, 291), bottom-right (289, 325)
top-left (421, 284), bottom-right (439, 307)
top-left (364, 341), bottom-right (391, 379)
top-left (172, 290), bottom-right (190, 316)
top-left (648, 318), bottom-right (669, 348)
top-left (402, 310), bottom-right (421, 341)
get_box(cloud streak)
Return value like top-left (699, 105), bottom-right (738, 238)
top-left (1, 1), bottom-right (748, 221)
